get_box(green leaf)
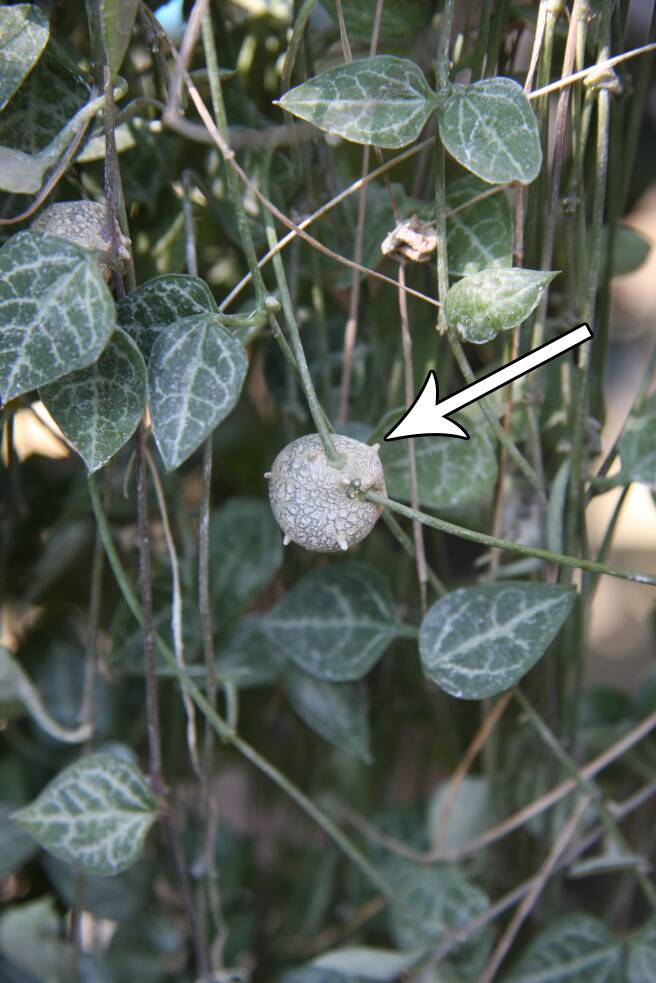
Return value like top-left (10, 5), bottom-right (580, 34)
top-left (0, 231), bottom-right (115, 402)
top-left (284, 663), bottom-right (372, 763)
top-left (97, 0), bottom-right (139, 75)
top-left (0, 896), bottom-right (73, 981)
top-left (40, 328), bottom-right (146, 473)
top-left (148, 313), bottom-right (248, 471)
top-left (507, 914), bottom-right (622, 982)
top-left (216, 616), bottom-right (283, 689)
top-left (390, 862), bottom-right (491, 974)
top-left (323, 0), bottom-right (427, 42)
top-left (444, 268), bottom-right (558, 343)
top-left (420, 583), bottom-right (576, 699)
top-left (628, 918), bottom-right (656, 983)
top-left (0, 803), bottom-right (38, 877)
top-left (619, 393), bottom-right (656, 489)
top-left (278, 56), bottom-right (436, 149)
top-left (44, 853), bottom-right (149, 922)
top-left (117, 273), bottom-right (217, 360)
top-left (0, 3), bottom-right (50, 111)
top-left (446, 175), bottom-right (513, 276)
top-left (311, 947), bottom-right (420, 979)
top-left (263, 564), bottom-right (398, 681)
top-left (14, 752), bottom-right (158, 876)
top-left (211, 497), bottom-right (283, 622)
top-left (438, 77), bottom-right (542, 185)
top-left (378, 413), bottom-right (498, 513)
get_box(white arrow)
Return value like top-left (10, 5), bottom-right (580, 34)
top-left (385, 322), bottom-right (593, 441)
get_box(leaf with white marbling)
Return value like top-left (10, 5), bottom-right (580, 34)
top-left (0, 3), bottom-right (50, 111)
top-left (279, 56), bottom-right (436, 149)
top-left (420, 583), bottom-right (575, 699)
top-left (439, 77), bottom-right (542, 185)
top-left (0, 231), bottom-right (115, 402)
top-left (148, 313), bottom-right (248, 471)
top-left (40, 328), bottom-right (146, 473)
top-left (14, 752), bottom-right (157, 876)
top-left (264, 564), bottom-right (398, 681)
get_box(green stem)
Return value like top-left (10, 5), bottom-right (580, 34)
top-left (260, 163), bottom-right (341, 466)
top-left (200, 9), bottom-right (266, 306)
top-left (381, 512), bottom-right (447, 598)
top-left (364, 491), bottom-right (656, 587)
top-left (87, 476), bottom-right (388, 896)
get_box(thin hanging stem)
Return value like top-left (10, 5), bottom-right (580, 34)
top-left (87, 478), bottom-right (391, 897)
top-left (398, 264), bottom-right (428, 612)
top-left (364, 491), bottom-right (656, 586)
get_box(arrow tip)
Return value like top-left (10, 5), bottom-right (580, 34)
top-left (384, 372), bottom-right (470, 441)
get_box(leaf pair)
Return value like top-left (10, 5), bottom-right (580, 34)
top-left (279, 56), bottom-right (542, 186)
top-left (263, 562), bottom-right (575, 701)
top-left (0, 233), bottom-right (247, 474)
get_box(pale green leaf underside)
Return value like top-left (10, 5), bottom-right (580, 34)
top-left (379, 412), bottom-right (498, 513)
top-left (507, 914), bottom-right (623, 982)
top-left (210, 497), bottom-right (283, 622)
top-left (311, 946), bottom-right (419, 979)
top-left (444, 268), bottom-right (558, 343)
top-left (420, 582), bottom-right (576, 699)
top-left (279, 55), bottom-right (436, 149)
top-left (284, 663), bottom-right (372, 763)
top-left (117, 273), bottom-right (217, 360)
top-left (264, 563), bottom-right (398, 681)
top-left (446, 175), bottom-right (513, 276)
top-left (14, 752), bottom-right (158, 876)
top-left (40, 328), bottom-right (146, 473)
top-left (148, 313), bottom-right (248, 471)
top-left (619, 392), bottom-right (656, 489)
top-left (439, 77), bottom-right (542, 185)
top-left (0, 231), bottom-right (115, 402)
top-left (0, 3), bottom-right (50, 111)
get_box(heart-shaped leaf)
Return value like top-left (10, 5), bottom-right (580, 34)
top-left (278, 55), bottom-right (436, 149)
top-left (507, 915), bottom-right (622, 981)
top-left (446, 175), bottom-right (513, 276)
top-left (148, 313), bottom-right (248, 471)
top-left (264, 564), bottom-right (399, 681)
top-left (284, 663), bottom-right (372, 763)
top-left (13, 752), bottom-right (158, 876)
top-left (0, 3), bottom-right (50, 111)
top-left (117, 273), bottom-right (217, 360)
top-left (40, 328), bottom-right (146, 473)
top-left (0, 231), bottom-right (115, 402)
top-left (439, 77), bottom-right (542, 185)
top-left (444, 268), bottom-right (558, 343)
top-left (420, 582), bottom-right (576, 699)
top-left (390, 861), bottom-right (492, 974)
